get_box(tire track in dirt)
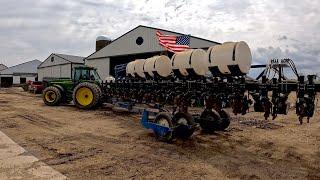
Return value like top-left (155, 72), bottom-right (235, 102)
top-left (1, 88), bottom-right (320, 179)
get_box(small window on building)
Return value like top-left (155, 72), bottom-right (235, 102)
top-left (51, 57), bottom-right (54, 62)
top-left (136, 37), bottom-right (144, 45)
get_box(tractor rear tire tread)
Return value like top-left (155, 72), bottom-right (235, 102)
top-left (73, 82), bottom-right (101, 109)
top-left (96, 85), bottom-right (104, 107)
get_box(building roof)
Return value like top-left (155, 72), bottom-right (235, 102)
top-left (86, 25), bottom-right (220, 60)
top-left (38, 53), bottom-right (85, 68)
top-left (54, 53), bottom-right (85, 64)
top-left (0, 60), bottom-right (41, 75)
top-left (0, 64), bottom-right (7, 71)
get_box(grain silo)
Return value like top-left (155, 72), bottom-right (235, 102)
top-left (96, 36), bottom-right (112, 52)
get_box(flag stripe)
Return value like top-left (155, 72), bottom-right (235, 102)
top-left (167, 44), bottom-right (189, 48)
top-left (159, 40), bottom-right (176, 44)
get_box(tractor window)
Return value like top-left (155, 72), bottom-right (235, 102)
top-left (81, 69), bottom-right (90, 80)
top-left (90, 70), bottom-right (102, 82)
top-left (74, 68), bottom-right (90, 81)
top-left (74, 69), bottom-right (81, 81)
top-left (74, 68), bottom-right (101, 82)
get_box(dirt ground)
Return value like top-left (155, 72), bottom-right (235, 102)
top-left (0, 87), bottom-right (319, 179)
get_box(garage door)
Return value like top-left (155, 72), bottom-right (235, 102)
top-left (0, 77), bottom-right (13, 87)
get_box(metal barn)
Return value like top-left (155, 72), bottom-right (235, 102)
top-left (37, 53), bottom-right (85, 81)
top-left (0, 60), bottom-right (41, 87)
top-left (85, 25), bottom-right (220, 80)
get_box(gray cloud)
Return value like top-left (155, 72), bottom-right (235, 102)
top-left (0, 0), bottom-right (319, 76)
top-left (278, 35), bottom-right (288, 41)
top-left (253, 44), bottom-right (320, 75)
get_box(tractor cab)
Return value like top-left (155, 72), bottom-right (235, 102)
top-left (73, 66), bottom-right (102, 84)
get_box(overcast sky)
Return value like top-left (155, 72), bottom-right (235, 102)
top-left (0, 0), bottom-right (319, 74)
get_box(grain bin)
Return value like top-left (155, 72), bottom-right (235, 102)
top-left (96, 36), bottom-right (112, 52)
top-left (143, 55), bottom-right (172, 79)
top-left (171, 49), bottom-right (209, 78)
top-left (207, 41), bottom-right (252, 76)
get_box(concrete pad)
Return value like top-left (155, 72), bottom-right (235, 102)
top-left (0, 131), bottom-right (66, 180)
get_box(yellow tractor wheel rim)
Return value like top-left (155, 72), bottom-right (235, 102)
top-left (76, 87), bottom-right (94, 106)
top-left (45, 91), bottom-right (56, 103)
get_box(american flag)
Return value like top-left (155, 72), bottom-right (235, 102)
top-left (156, 30), bottom-right (190, 53)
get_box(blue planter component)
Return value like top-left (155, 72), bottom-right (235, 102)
top-left (140, 110), bottom-right (172, 138)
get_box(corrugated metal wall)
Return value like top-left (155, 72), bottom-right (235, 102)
top-left (38, 64), bottom-right (71, 81)
top-left (13, 76), bottom-right (20, 84)
top-left (85, 58), bottom-right (110, 81)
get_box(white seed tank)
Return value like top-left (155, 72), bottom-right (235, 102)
top-left (207, 41), bottom-right (252, 75)
top-left (134, 59), bottom-right (146, 78)
top-left (206, 46), bottom-right (218, 75)
top-left (126, 60), bottom-right (137, 77)
top-left (143, 55), bottom-right (172, 78)
top-left (171, 49), bottom-right (209, 77)
top-left (105, 76), bottom-right (115, 83)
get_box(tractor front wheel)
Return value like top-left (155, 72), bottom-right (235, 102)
top-left (73, 82), bottom-right (101, 109)
top-left (43, 86), bottom-right (62, 106)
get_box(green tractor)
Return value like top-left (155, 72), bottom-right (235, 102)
top-left (42, 66), bottom-right (103, 109)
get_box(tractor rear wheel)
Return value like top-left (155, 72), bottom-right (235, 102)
top-left (43, 86), bottom-right (62, 106)
top-left (96, 84), bottom-right (104, 106)
top-left (73, 82), bottom-right (101, 109)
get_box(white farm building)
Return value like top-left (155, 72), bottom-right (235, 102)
top-left (0, 60), bottom-right (41, 87)
top-left (37, 53), bottom-right (85, 81)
